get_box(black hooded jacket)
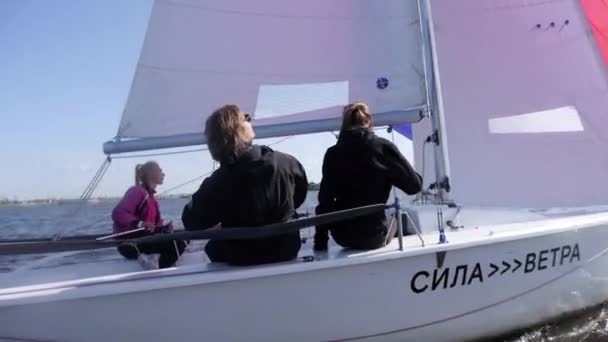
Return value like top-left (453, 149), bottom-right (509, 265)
top-left (314, 128), bottom-right (422, 249)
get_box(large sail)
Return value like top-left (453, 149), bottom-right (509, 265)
top-left (105, 0), bottom-right (428, 154)
top-left (415, 0), bottom-right (608, 208)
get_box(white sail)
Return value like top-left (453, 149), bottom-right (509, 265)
top-left (107, 0), bottom-right (428, 153)
top-left (415, 0), bottom-right (608, 208)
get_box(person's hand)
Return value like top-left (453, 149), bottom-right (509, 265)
top-left (154, 221), bottom-right (174, 234)
top-left (142, 222), bottom-right (156, 232)
top-left (162, 221), bottom-right (174, 233)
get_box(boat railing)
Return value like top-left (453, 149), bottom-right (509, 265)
top-left (0, 200), bottom-right (413, 256)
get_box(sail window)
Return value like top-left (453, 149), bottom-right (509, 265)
top-left (488, 106), bottom-right (584, 134)
top-left (254, 81), bottom-right (349, 119)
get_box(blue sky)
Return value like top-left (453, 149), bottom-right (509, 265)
top-left (0, 0), bottom-right (413, 200)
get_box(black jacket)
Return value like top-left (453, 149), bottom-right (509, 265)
top-left (182, 145), bottom-right (308, 265)
top-left (314, 128), bottom-right (422, 248)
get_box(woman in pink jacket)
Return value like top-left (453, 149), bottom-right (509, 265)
top-left (112, 161), bottom-right (186, 269)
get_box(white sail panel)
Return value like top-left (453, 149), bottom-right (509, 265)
top-left (254, 81), bottom-right (349, 119)
top-left (116, 0), bottom-right (427, 140)
top-left (488, 107), bottom-right (584, 134)
top-left (421, 0), bottom-right (608, 208)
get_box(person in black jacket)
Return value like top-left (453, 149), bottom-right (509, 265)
top-left (182, 104), bottom-right (308, 265)
top-left (314, 101), bottom-right (422, 251)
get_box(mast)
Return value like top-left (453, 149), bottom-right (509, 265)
top-left (419, 0), bottom-right (452, 203)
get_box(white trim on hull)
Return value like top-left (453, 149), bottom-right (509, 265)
top-left (2, 211), bottom-right (608, 341)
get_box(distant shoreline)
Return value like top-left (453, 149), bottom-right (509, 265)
top-left (0, 194), bottom-right (188, 207)
top-left (0, 183), bottom-right (321, 207)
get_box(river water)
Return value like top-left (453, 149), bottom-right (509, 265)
top-left (1, 195), bottom-right (607, 341)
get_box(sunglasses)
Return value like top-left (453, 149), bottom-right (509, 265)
top-left (243, 113), bottom-right (252, 122)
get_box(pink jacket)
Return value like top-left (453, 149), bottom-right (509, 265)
top-left (112, 185), bottom-right (162, 234)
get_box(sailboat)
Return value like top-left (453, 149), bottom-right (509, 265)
top-left (2, 0), bottom-right (608, 341)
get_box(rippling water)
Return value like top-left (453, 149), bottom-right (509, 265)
top-left (499, 303), bottom-right (608, 342)
top-left (1, 196), bottom-right (607, 341)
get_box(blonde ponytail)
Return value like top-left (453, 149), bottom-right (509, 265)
top-left (134, 161), bottom-right (158, 187)
top-left (135, 164), bottom-right (144, 186)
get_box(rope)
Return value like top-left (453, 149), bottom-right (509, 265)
top-left (0, 204), bottom-right (390, 255)
top-left (265, 136), bottom-right (293, 146)
top-left (403, 211), bottom-right (425, 247)
top-left (157, 160), bottom-right (219, 198)
top-left (390, 128), bottom-right (399, 202)
top-left (420, 140), bottom-right (428, 193)
top-left (52, 157), bottom-right (113, 240)
top-left (80, 156), bottom-right (112, 200)
top-left (157, 136), bottom-right (292, 197)
top-left (412, 139), bottom-right (439, 206)
top-left (388, 127), bottom-right (426, 247)
top-left (55, 136), bottom-right (295, 239)
top-left (419, 140), bottom-right (434, 205)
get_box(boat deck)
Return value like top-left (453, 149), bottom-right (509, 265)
top-left (3, 209), bottom-right (608, 295)
top-left (0, 234), bottom-right (407, 290)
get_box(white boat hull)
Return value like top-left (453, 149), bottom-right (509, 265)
top-left (2, 210), bottom-right (608, 341)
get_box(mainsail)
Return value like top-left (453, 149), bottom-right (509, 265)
top-left (104, 0), bottom-right (429, 154)
top-left (414, 0), bottom-right (608, 208)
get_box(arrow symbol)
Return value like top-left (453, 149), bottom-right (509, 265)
top-left (501, 261), bottom-right (511, 275)
top-left (489, 263), bottom-right (499, 277)
top-left (512, 259), bottom-right (522, 272)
